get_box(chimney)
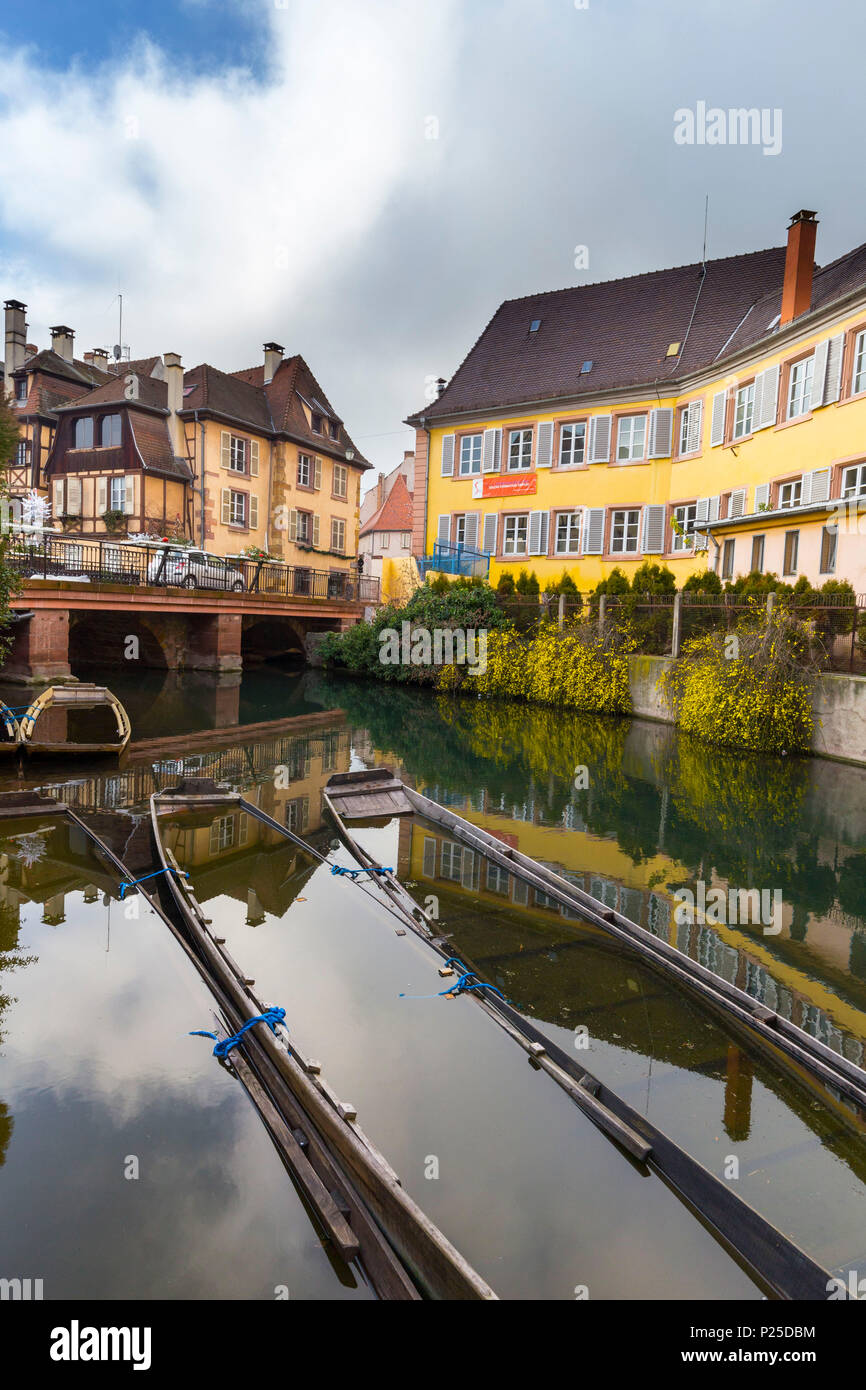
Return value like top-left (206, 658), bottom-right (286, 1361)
top-left (91, 348), bottom-right (110, 374)
top-left (263, 341), bottom-right (284, 385)
top-left (50, 324), bottom-right (75, 363)
top-left (780, 210), bottom-right (818, 326)
top-left (436, 377), bottom-right (447, 398)
top-left (164, 352), bottom-right (184, 457)
top-left (4, 299), bottom-right (27, 394)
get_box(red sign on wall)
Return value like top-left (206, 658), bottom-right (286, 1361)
top-left (471, 473), bottom-right (538, 499)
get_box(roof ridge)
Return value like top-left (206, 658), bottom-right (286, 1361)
top-left (501, 245), bottom-right (786, 306)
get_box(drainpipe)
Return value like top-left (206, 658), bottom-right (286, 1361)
top-left (194, 410), bottom-right (205, 548)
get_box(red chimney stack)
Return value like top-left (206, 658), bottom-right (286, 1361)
top-left (780, 210), bottom-right (818, 326)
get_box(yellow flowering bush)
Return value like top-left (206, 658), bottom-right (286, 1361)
top-left (472, 624), bottom-right (632, 715)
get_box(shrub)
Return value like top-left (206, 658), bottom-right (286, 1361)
top-left (474, 622), bottom-right (633, 715)
top-left (496, 571), bottom-right (515, 597)
top-left (515, 568), bottom-right (540, 596)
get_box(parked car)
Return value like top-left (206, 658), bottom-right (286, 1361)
top-left (147, 548), bottom-right (246, 592)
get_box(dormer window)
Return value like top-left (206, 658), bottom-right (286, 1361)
top-left (329, 421), bottom-right (339, 441)
top-left (101, 414), bottom-right (121, 447)
top-left (311, 413), bottom-right (322, 434)
top-left (74, 417), bottom-right (94, 448)
top-left (15, 377), bottom-right (27, 404)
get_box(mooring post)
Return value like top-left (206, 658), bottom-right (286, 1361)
top-left (557, 594), bottom-right (565, 630)
top-left (598, 593), bottom-right (606, 637)
top-left (671, 590), bottom-right (682, 659)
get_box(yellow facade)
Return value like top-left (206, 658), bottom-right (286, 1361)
top-left (421, 299), bottom-right (866, 592)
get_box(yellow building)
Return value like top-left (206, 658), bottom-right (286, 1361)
top-left (408, 211), bottom-right (866, 593)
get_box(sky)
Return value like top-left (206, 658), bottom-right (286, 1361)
top-left (0, 0), bottom-right (864, 491)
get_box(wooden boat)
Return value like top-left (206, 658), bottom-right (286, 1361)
top-left (0, 700), bottom-right (20, 754)
top-left (319, 768), bottom-right (863, 1301)
top-left (18, 683), bottom-right (131, 756)
top-left (149, 779), bottom-right (497, 1302)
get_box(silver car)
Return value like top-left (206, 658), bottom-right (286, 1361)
top-left (147, 548), bottom-right (245, 592)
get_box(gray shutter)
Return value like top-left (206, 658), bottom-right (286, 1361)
top-left (482, 427), bottom-right (501, 473)
top-left (583, 507), bottom-right (605, 554)
top-left (710, 390), bottom-right (726, 446)
top-left (729, 487), bottom-right (747, 518)
top-left (641, 504), bottom-right (666, 554)
top-left (528, 510), bottom-right (549, 556)
top-left (441, 434), bottom-right (455, 476)
top-left (648, 407), bottom-right (673, 459)
top-left (687, 398), bottom-right (704, 453)
top-left (422, 837), bottom-right (436, 877)
top-left (802, 468), bottom-right (830, 505)
top-left (463, 511), bottom-right (480, 550)
top-left (535, 421), bottom-right (554, 468)
top-left (437, 514), bottom-right (450, 544)
top-left (811, 340), bottom-right (830, 408)
top-left (754, 483), bottom-right (770, 511)
top-left (482, 513), bottom-right (498, 554)
top-left (708, 495), bottom-right (720, 522)
top-left (755, 365), bottom-right (779, 429)
top-left (822, 333), bottom-right (845, 405)
top-left (588, 415), bottom-right (611, 463)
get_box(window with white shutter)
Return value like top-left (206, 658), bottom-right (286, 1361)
top-left (422, 837), bottom-right (437, 878)
top-left (802, 468), bottom-right (831, 505)
top-left (823, 332), bottom-right (844, 402)
top-left (535, 421), bottom-right (554, 468)
top-left (588, 415), bottom-right (611, 463)
top-left (220, 430), bottom-right (232, 470)
top-left (641, 504), bottom-right (666, 554)
top-left (754, 364), bottom-right (780, 429)
top-left (437, 515), bottom-right (451, 544)
top-left (250, 440), bottom-right (260, 476)
top-left (482, 513), bottom-right (498, 554)
top-left (440, 434), bottom-right (455, 477)
top-left (811, 340), bottom-right (830, 409)
top-left (66, 477), bottom-right (82, 516)
top-left (582, 507), bottom-right (606, 554)
top-left (313, 457), bottom-right (322, 490)
top-left (648, 407), bottom-right (673, 459)
top-left (463, 512), bottom-right (480, 550)
top-left (312, 514), bottom-right (320, 547)
top-left (729, 488), bottom-right (747, 518)
top-left (249, 494), bottom-right (259, 530)
top-left (710, 390), bottom-right (727, 446)
top-left (124, 476), bottom-right (135, 516)
top-left (754, 483), bottom-right (771, 511)
top-left (53, 479), bottom-right (65, 516)
top-left (851, 331), bottom-right (866, 397)
top-left (221, 487), bottom-right (232, 525)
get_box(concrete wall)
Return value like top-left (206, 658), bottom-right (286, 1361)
top-left (627, 654), bottom-right (866, 766)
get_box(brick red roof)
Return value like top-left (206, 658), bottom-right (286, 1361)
top-left (408, 247), bottom-right (790, 421)
top-left (129, 410), bottom-right (192, 481)
top-left (360, 473), bottom-right (413, 536)
top-left (54, 373), bottom-right (169, 412)
top-left (229, 354), bottom-right (370, 467)
top-left (723, 239), bottom-right (866, 357)
top-left (181, 361), bottom-right (275, 433)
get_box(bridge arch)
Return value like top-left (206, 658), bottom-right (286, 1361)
top-left (69, 611), bottom-right (174, 671)
top-left (241, 615), bottom-right (336, 665)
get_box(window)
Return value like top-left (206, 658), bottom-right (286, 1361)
top-left (507, 428), bottom-right (532, 471)
top-left (296, 510), bottom-right (312, 544)
top-left (229, 490), bottom-right (247, 527)
top-left (311, 413), bottom-right (322, 434)
top-left (853, 330), bottom-right (866, 395)
top-left (751, 535), bottom-right (765, 572)
top-left (286, 797), bottom-right (309, 833)
top-left (459, 434), bottom-right (482, 476)
top-left (733, 383), bottom-right (755, 439)
top-left (678, 401), bottom-right (701, 454)
top-left (778, 479), bottom-right (802, 509)
top-left (843, 464), bottom-right (866, 498)
top-left (440, 842), bottom-right (463, 882)
top-left (15, 377), bottom-right (27, 404)
top-left (616, 415), bottom-right (647, 461)
top-left (783, 530), bottom-right (799, 575)
top-left (820, 525), bottom-right (837, 575)
top-left (329, 421), bottom-right (339, 441)
top-left (721, 538), bottom-right (735, 580)
top-left (610, 508), bottom-right (640, 553)
top-left (109, 477), bottom-right (125, 511)
top-left (485, 863), bottom-right (511, 896)
top-left (401, 532), bottom-right (411, 549)
top-left (99, 414), bottom-right (121, 447)
top-left (298, 454), bottom-right (312, 487)
top-left (787, 356), bottom-right (814, 419)
top-left (15, 441), bottom-right (27, 467)
top-left (209, 815), bottom-right (235, 853)
top-left (555, 511), bottom-right (581, 554)
top-left (454, 515), bottom-right (466, 547)
top-left (379, 531), bottom-right (390, 549)
top-left (74, 417), bottom-right (94, 448)
top-left (558, 422), bottom-right (586, 467)
top-left (332, 463), bottom-right (348, 498)
top-left (672, 503), bottom-right (697, 552)
top-left (503, 514), bottom-right (528, 555)
top-left (229, 435), bottom-right (247, 473)
top-left (330, 518), bottom-right (345, 553)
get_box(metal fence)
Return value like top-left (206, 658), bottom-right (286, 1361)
top-left (506, 590), bottom-right (866, 672)
top-left (418, 541), bottom-right (491, 579)
top-left (6, 533), bottom-right (380, 605)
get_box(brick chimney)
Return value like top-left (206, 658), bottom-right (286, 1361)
top-left (164, 352), bottom-right (184, 457)
top-left (92, 348), bottom-right (110, 374)
top-left (4, 300), bottom-right (27, 395)
top-left (263, 341), bottom-right (284, 386)
top-left (780, 210), bottom-right (818, 326)
top-left (50, 324), bottom-right (75, 363)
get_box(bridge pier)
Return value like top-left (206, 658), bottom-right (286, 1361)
top-left (186, 613), bottom-right (243, 673)
top-left (2, 611), bottom-right (74, 684)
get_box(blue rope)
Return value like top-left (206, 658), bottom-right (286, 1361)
top-left (190, 1006), bottom-right (287, 1059)
top-left (400, 957), bottom-right (509, 1003)
top-left (119, 866), bottom-right (189, 899)
top-left (330, 864), bottom-right (394, 880)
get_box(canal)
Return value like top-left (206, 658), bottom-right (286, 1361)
top-left (1, 663), bottom-right (865, 1297)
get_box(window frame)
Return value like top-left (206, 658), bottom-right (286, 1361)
top-left (100, 414), bottom-right (122, 448)
top-left (614, 413), bottom-right (647, 463)
top-left (228, 489), bottom-right (248, 528)
top-left (732, 382), bottom-right (755, 440)
top-left (842, 463), bottom-right (866, 499)
top-left (73, 417), bottom-right (94, 449)
top-left (783, 529), bottom-right (799, 576)
top-left (297, 453), bottom-right (313, 488)
top-left (554, 510), bottom-right (581, 555)
top-left (458, 433), bottom-right (483, 476)
top-left (721, 537), bottom-right (735, 580)
top-left (819, 524), bottom-right (837, 575)
top-left (852, 329), bottom-right (866, 397)
top-left (507, 428), bottom-right (533, 472)
top-left (610, 507), bottom-right (640, 554)
top-left (330, 517), bottom-right (346, 553)
top-left (557, 420), bottom-right (587, 469)
top-left (15, 377), bottom-right (28, 404)
top-left (671, 502), bottom-right (698, 553)
top-left (332, 462), bottom-right (348, 499)
top-left (786, 354), bottom-right (814, 421)
top-left (778, 479), bottom-right (802, 510)
top-left (502, 512), bottom-right (529, 556)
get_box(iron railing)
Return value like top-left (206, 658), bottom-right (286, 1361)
top-left (419, 541), bottom-right (491, 578)
top-left (7, 532), bottom-right (380, 605)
